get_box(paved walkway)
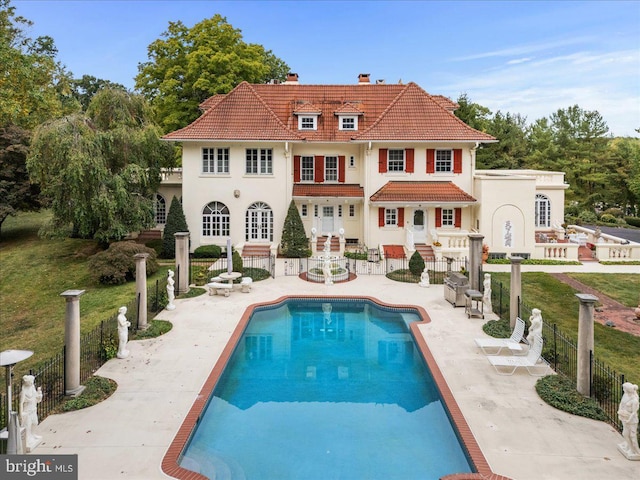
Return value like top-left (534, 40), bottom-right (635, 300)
top-left (34, 262), bottom-right (640, 480)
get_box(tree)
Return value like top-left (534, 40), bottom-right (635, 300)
top-left (280, 200), bottom-right (309, 257)
top-left (408, 250), bottom-right (425, 277)
top-left (454, 93), bottom-right (492, 133)
top-left (71, 75), bottom-right (127, 111)
top-left (0, 124), bottom-right (40, 237)
top-left (135, 14), bottom-right (290, 132)
top-left (0, 0), bottom-right (78, 129)
top-left (477, 111), bottom-right (528, 169)
top-left (27, 89), bottom-right (175, 242)
top-left (161, 196), bottom-right (189, 258)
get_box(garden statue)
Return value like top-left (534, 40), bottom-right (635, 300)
top-left (419, 267), bottom-right (430, 287)
top-left (617, 382), bottom-right (640, 460)
top-left (19, 374), bottom-right (43, 452)
top-left (117, 306), bottom-right (131, 359)
top-left (483, 273), bottom-right (492, 313)
top-left (166, 269), bottom-right (176, 310)
top-left (527, 308), bottom-right (543, 346)
top-left (323, 234), bottom-right (332, 258)
top-left (323, 257), bottom-right (333, 285)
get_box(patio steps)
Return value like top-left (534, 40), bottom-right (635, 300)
top-left (317, 235), bottom-right (340, 252)
top-left (242, 244), bottom-right (271, 257)
top-left (414, 243), bottom-right (435, 261)
top-left (578, 245), bottom-right (598, 262)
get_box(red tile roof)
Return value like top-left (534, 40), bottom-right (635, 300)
top-left (164, 81), bottom-right (495, 143)
top-left (369, 181), bottom-right (477, 203)
top-left (292, 184), bottom-right (364, 198)
top-left (293, 102), bottom-right (322, 114)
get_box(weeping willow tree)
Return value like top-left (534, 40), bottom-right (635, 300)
top-left (27, 88), bottom-right (175, 242)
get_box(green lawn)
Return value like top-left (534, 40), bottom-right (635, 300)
top-left (490, 272), bottom-right (640, 385)
top-left (0, 212), bottom-right (170, 378)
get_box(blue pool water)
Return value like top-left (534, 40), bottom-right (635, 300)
top-left (181, 298), bottom-right (473, 480)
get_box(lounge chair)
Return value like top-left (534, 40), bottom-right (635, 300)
top-left (474, 317), bottom-right (526, 355)
top-left (487, 334), bottom-right (550, 376)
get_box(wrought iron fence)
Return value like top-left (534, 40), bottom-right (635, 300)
top-left (1, 277), bottom-right (168, 449)
top-left (489, 277), bottom-right (632, 438)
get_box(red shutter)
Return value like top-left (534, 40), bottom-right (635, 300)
top-left (338, 155), bottom-right (345, 183)
top-left (453, 149), bottom-right (462, 173)
top-left (314, 155), bottom-right (324, 183)
top-left (426, 149), bottom-right (435, 173)
top-left (378, 208), bottom-right (385, 227)
top-left (455, 208), bottom-right (462, 228)
top-left (435, 208), bottom-right (442, 227)
top-left (405, 149), bottom-right (414, 173)
top-left (398, 208), bottom-right (404, 226)
top-left (378, 149), bottom-right (388, 173)
top-left (293, 155), bottom-right (301, 182)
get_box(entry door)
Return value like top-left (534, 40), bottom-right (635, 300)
top-left (322, 206), bottom-right (334, 234)
top-left (247, 202), bottom-right (273, 241)
top-left (413, 209), bottom-right (426, 243)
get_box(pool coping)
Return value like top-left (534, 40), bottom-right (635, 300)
top-left (160, 295), bottom-right (513, 480)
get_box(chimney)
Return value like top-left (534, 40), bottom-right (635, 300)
top-left (284, 72), bottom-right (299, 84)
top-left (358, 73), bottom-right (370, 84)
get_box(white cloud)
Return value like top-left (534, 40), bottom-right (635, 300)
top-left (450, 37), bottom-right (593, 62)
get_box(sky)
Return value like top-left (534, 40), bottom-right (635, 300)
top-left (12, 0), bottom-right (640, 137)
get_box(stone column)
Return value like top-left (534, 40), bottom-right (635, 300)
top-left (175, 232), bottom-right (190, 294)
top-left (509, 256), bottom-right (523, 330)
top-left (134, 253), bottom-right (149, 330)
top-left (60, 289), bottom-right (85, 396)
top-left (576, 293), bottom-right (598, 396)
top-left (468, 233), bottom-right (484, 291)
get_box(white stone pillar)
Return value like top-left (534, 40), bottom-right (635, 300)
top-left (509, 256), bottom-right (523, 330)
top-left (175, 232), bottom-right (190, 294)
top-left (468, 233), bottom-right (484, 291)
top-left (60, 289), bottom-right (85, 396)
top-left (576, 293), bottom-right (598, 396)
top-left (134, 253), bottom-right (149, 330)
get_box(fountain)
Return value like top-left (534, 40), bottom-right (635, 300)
top-left (306, 234), bottom-right (349, 283)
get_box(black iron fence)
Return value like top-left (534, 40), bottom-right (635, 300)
top-left (0, 277), bottom-right (167, 451)
top-left (489, 277), bottom-right (631, 438)
top-left (283, 251), bottom-right (468, 283)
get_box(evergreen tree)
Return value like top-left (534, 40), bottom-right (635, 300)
top-left (162, 196), bottom-right (189, 258)
top-left (280, 200), bottom-right (309, 257)
top-left (408, 250), bottom-right (425, 277)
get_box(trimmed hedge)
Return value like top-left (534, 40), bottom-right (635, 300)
top-left (624, 216), bottom-right (640, 227)
top-left (193, 245), bottom-right (222, 258)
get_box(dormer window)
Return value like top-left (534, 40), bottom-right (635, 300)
top-left (339, 116), bottom-right (358, 131)
top-left (299, 115), bottom-right (318, 130)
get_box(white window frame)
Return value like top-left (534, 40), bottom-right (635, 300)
top-left (435, 149), bottom-right (453, 173)
top-left (349, 204), bottom-right (355, 217)
top-left (246, 148), bottom-right (273, 175)
top-left (385, 208), bottom-right (398, 226)
top-left (339, 116), bottom-right (358, 131)
top-left (155, 194), bottom-right (166, 225)
top-left (535, 194), bottom-right (551, 228)
top-left (388, 149), bottom-right (405, 172)
top-left (314, 205), bottom-right (318, 217)
top-left (301, 156), bottom-right (314, 181)
top-left (338, 205), bottom-right (343, 217)
top-left (202, 201), bottom-right (230, 237)
top-left (298, 115), bottom-right (318, 130)
top-left (202, 147), bottom-right (229, 174)
top-left (325, 156), bottom-right (338, 182)
top-left (301, 204), bottom-right (308, 217)
top-left (441, 208), bottom-right (454, 227)
top-left (349, 155), bottom-right (356, 168)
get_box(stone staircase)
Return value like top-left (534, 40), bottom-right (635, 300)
top-left (241, 244), bottom-right (272, 257)
top-left (136, 229), bottom-right (162, 242)
top-left (414, 243), bottom-right (435, 261)
top-left (317, 235), bottom-right (341, 253)
top-left (578, 245), bottom-right (597, 262)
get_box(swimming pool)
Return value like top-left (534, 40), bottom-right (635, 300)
top-left (162, 296), bottom-right (494, 480)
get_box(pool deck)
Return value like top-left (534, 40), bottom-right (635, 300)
top-left (35, 262), bottom-right (639, 480)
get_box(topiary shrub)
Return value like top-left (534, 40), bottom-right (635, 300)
top-left (624, 216), bottom-right (640, 227)
top-left (161, 196), bottom-right (189, 259)
top-left (408, 250), bottom-right (425, 276)
top-left (193, 245), bottom-right (222, 258)
top-left (280, 200), bottom-right (310, 257)
top-left (599, 213), bottom-right (617, 224)
top-left (232, 249), bottom-right (244, 274)
top-left (88, 241), bottom-right (158, 285)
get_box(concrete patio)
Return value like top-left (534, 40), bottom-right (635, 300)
top-left (34, 262), bottom-right (639, 479)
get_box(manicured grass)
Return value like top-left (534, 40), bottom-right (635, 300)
top-left (0, 212), bottom-right (170, 379)
top-left (566, 273), bottom-right (640, 307)
top-left (490, 272), bottom-right (640, 385)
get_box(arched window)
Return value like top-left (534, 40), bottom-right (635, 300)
top-left (202, 202), bottom-right (230, 237)
top-left (246, 202), bottom-right (273, 241)
top-left (535, 194), bottom-right (551, 228)
top-left (155, 194), bottom-right (167, 225)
